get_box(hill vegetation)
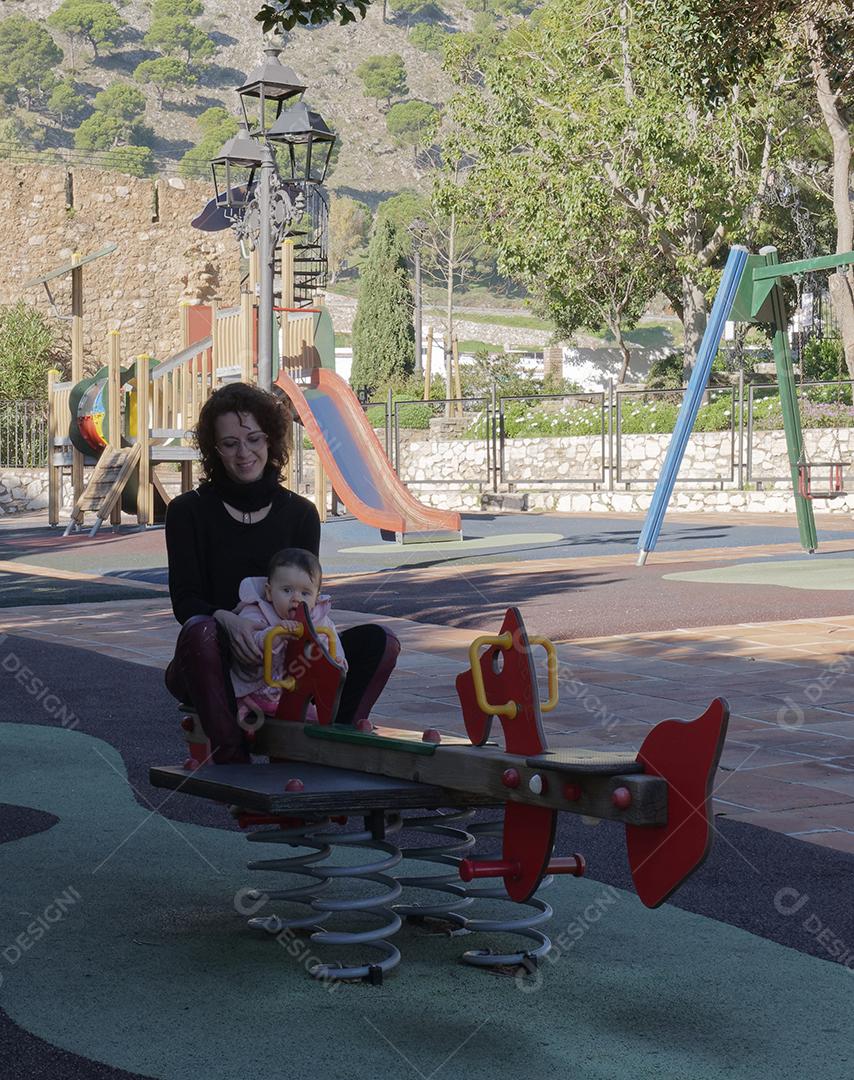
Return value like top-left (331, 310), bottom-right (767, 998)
top-left (0, 0), bottom-right (484, 198)
top-left (1, 0), bottom-right (851, 380)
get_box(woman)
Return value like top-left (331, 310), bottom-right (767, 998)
top-left (164, 382), bottom-right (400, 764)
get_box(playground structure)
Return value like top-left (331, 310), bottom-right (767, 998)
top-left (47, 294), bottom-right (257, 535)
top-left (638, 244), bottom-right (854, 562)
top-left (42, 240), bottom-right (461, 540)
top-left (151, 604), bottom-right (728, 983)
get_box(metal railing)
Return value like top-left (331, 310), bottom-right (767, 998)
top-left (747, 379), bottom-right (854, 486)
top-left (615, 385), bottom-right (737, 486)
top-left (379, 378), bottom-right (854, 493)
top-left (0, 399), bottom-right (49, 468)
top-left (393, 397), bottom-right (491, 487)
top-left (499, 392), bottom-right (607, 486)
top-left (21, 375), bottom-right (854, 496)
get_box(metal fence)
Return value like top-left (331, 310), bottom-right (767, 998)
top-left (499, 392), bottom-right (607, 486)
top-left (21, 374), bottom-right (854, 495)
top-left (358, 378), bottom-right (854, 494)
top-left (0, 399), bottom-right (49, 469)
top-left (394, 397), bottom-right (491, 486)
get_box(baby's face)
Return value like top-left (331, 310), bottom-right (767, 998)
top-left (265, 565), bottom-right (320, 621)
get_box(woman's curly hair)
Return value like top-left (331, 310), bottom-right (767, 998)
top-left (194, 383), bottom-right (292, 482)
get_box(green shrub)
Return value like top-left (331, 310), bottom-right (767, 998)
top-left (0, 302), bottom-right (64, 400)
top-left (395, 400), bottom-right (434, 428)
top-left (645, 351), bottom-right (683, 390)
top-left (461, 397), bottom-right (602, 439)
top-left (693, 394), bottom-right (735, 431)
top-left (802, 381), bottom-right (852, 406)
top-left (618, 397), bottom-right (681, 434)
top-left (801, 338), bottom-right (845, 383)
top-left (751, 395), bottom-right (784, 430)
top-left (408, 23), bottom-right (451, 54)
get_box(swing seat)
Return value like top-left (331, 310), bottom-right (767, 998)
top-left (797, 460), bottom-right (847, 501)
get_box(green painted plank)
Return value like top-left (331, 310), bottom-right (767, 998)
top-left (304, 722), bottom-right (439, 755)
top-left (752, 250), bottom-right (854, 281)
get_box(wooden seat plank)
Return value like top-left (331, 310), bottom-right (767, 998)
top-left (526, 748), bottom-right (644, 775)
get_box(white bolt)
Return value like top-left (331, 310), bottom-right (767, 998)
top-left (528, 773), bottom-right (544, 795)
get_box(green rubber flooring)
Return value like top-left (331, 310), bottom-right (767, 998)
top-left (1, 723), bottom-right (852, 1080)
top-left (665, 557), bottom-right (854, 591)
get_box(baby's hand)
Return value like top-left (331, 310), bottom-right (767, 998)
top-left (278, 620), bottom-right (302, 635)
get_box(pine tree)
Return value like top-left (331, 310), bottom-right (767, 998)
top-left (350, 219), bottom-right (415, 394)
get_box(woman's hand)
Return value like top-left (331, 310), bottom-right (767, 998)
top-left (214, 609), bottom-right (266, 668)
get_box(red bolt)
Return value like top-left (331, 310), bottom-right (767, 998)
top-left (285, 779), bottom-right (304, 793)
top-left (355, 718), bottom-right (374, 733)
top-left (180, 717), bottom-right (194, 732)
top-left (563, 783), bottom-right (582, 802)
top-left (611, 786), bottom-right (632, 810)
top-left (459, 858), bottom-right (520, 882)
top-left (502, 768), bottom-right (521, 789)
top-left (182, 757), bottom-right (198, 771)
top-left (422, 728), bottom-right (442, 744)
top-left (546, 853), bottom-right (586, 877)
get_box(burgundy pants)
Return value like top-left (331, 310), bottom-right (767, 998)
top-left (165, 615), bottom-right (401, 764)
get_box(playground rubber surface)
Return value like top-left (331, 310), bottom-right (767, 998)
top-left (0, 635), bottom-right (853, 1080)
top-left (2, 510), bottom-right (854, 1077)
top-left (3, 513), bottom-right (854, 643)
top-left (2, 509), bottom-right (853, 579)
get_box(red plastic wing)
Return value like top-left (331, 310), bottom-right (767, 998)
top-left (502, 802), bottom-right (557, 902)
top-left (626, 698), bottom-right (729, 908)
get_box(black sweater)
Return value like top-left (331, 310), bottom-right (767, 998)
top-left (165, 483), bottom-right (321, 625)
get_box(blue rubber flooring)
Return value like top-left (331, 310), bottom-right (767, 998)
top-left (29, 513), bottom-right (851, 586)
top-left (318, 513), bottom-right (854, 575)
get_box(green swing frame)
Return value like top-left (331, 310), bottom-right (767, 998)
top-left (730, 247), bottom-right (854, 552)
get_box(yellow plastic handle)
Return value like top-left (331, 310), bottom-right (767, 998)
top-left (529, 636), bottom-right (559, 713)
top-left (468, 632), bottom-right (517, 719)
top-left (314, 625), bottom-right (338, 661)
top-left (262, 624), bottom-right (338, 689)
top-left (263, 624), bottom-right (304, 690)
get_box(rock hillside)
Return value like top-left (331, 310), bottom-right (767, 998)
top-left (11, 0), bottom-right (473, 203)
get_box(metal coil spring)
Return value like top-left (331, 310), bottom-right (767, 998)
top-left (243, 816), bottom-right (334, 934)
top-left (456, 817), bottom-right (554, 970)
top-left (244, 814), bottom-right (405, 984)
top-left (394, 808), bottom-right (477, 924)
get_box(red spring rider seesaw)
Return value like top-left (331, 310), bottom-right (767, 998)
top-left (180, 603), bottom-right (730, 911)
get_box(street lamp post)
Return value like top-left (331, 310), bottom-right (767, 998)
top-left (210, 44), bottom-right (335, 391)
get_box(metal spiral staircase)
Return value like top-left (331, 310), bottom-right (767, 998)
top-left (277, 182), bottom-right (330, 308)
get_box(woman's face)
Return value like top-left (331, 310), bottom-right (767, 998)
top-left (214, 411), bottom-right (269, 484)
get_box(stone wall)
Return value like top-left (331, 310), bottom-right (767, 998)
top-left (390, 427), bottom-right (854, 515)
top-left (0, 468), bottom-right (66, 514)
top-left (10, 425), bottom-right (854, 518)
top-left (395, 427), bottom-right (854, 489)
top-left (1, 164), bottom-right (241, 367)
top-left (0, 467), bottom-right (185, 516)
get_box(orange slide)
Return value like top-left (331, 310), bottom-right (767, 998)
top-left (275, 367), bottom-right (462, 542)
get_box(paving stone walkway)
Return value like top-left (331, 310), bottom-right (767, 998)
top-left (3, 595), bottom-right (854, 855)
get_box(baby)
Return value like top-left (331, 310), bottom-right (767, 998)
top-left (230, 548), bottom-right (346, 724)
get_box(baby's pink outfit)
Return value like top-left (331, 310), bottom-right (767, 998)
top-left (229, 576), bottom-right (347, 723)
